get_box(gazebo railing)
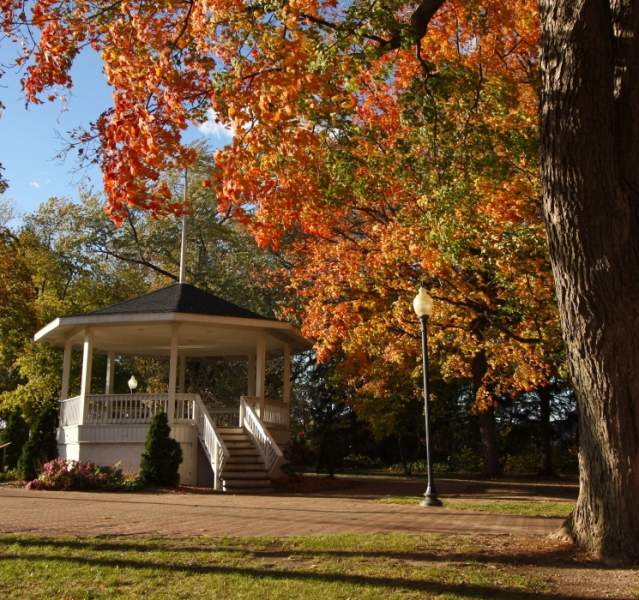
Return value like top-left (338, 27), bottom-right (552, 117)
top-left (59, 396), bottom-right (83, 427)
top-left (60, 393), bottom-right (286, 433)
top-left (208, 408), bottom-right (240, 428)
top-left (60, 393), bottom-right (198, 426)
top-left (242, 396), bottom-right (289, 427)
top-left (240, 397), bottom-right (284, 475)
top-left (193, 395), bottom-right (229, 491)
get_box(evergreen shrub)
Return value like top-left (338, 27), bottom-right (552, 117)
top-left (139, 412), bottom-right (182, 487)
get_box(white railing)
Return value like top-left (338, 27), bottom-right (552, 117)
top-left (263, 402), bottom-right (289, 427)
top-left (242, 396), bottom-right (290, 427)
top-left (240, 396), bottom-right (284, 475)
top-left (193, 395), bottom-right (230, 491)
top-left (208, 408), bottom-right (240, 428)
top-left (59, 396), bottom-right (82, 426)
top-left (175, 395), bottom-right (196, 421)
top-left (60, 393), bottom-right (197, 426)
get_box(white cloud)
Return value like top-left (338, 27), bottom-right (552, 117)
top-left (197, 108), bottom-right (234, 140)
top-left (29, 181), bottom-right (41, 188)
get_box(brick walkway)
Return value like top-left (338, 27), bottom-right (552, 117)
top-left (0, 482), bottom-right (565, 538)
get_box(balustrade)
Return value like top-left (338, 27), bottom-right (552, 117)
top-left (240, 397), bottom-right (284, 475)
top-left (193, 396), bottom-right (229, 490)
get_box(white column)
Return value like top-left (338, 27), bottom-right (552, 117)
top-left (256, 336), bottom-right (266, 418)
top-left (105, 352), bottom-right (115, 394)
top-left (283, 343), bottom-right (291, 405)
top-left (178, 355), bottom-right (186, 393)
top-left (79, 330), bottom-right (93, 425)
top-left (247, 354), bottom-right (256, 397)
top-left (61, 339), bottom-right (72, 400)
top-left (167, 326), bottom-right (178, 423)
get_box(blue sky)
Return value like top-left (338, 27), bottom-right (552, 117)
top-left (0, 45), bottom-right (232, 221)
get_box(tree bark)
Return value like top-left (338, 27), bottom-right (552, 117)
top-left (540, 0), bottom-right (639, 562)
top-left (471, 351), bottom-right (501, 478)
top-left (478, 407), bottom-right (501, 478)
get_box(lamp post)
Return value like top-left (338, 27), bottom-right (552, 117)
top-left (412, 287), bottom-right (442, 507)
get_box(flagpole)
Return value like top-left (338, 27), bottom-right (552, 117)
top-left (179, 168), bottom-right (188, 284)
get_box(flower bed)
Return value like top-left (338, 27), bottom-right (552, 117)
top-left (26, 458), bottom-right (140, 491)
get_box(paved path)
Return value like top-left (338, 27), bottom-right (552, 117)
top-left (0, 483), bottom-right (565, 538)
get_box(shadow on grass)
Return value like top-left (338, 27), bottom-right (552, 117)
top-left (1, 535), bottom-right (633, 572)
top-left (0, 548), bottom-right (599, 600)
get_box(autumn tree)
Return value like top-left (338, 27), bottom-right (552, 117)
top-left (1, 0), bottom-right (636, 560)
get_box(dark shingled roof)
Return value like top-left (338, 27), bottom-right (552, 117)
top-left (87, 283), bottom-right (267, 320)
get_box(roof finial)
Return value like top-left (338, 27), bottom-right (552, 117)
top-left (179, 168), bottom-right (188, 284)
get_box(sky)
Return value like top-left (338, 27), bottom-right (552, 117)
top-left (0, 45), bottom-right (233, 222)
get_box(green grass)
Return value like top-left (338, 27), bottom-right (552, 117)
top-left (379, 497), bottom-right (574, 518)
top-left (0, 533), bottom-right (549, 599)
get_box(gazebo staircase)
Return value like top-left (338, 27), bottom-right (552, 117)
top-left (216, 427), bottom-right (273, 493)
top-left (194, 395), bottom-right (284, 493)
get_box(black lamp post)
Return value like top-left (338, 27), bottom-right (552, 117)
top-left (413, 287), bottom-right (442, 507)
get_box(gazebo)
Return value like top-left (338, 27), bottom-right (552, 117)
top-left (34, 282), bottom-right (310, 491)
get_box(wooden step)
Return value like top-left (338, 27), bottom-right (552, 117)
top-left (223, 470), bottom-right (269, 478)
top-left (223, 479), bottom-right (272, 489)
top-left (228, 448), bottom-right (261, 457)
top-left (225, 456), bottom-right (264, 468)
top-left (220, 431), bottom-right (250, 438)
top-left (224, 440), bottom-right (255, 447)
top-left (217, 427), bottom-right (243, 435)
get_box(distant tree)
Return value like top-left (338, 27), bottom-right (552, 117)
top-left (0, 228), bottom-right (36, 395)
top-left (0, 407), bottom-right (29, 469)
top-left (17, 405), bottom-right (58, 480)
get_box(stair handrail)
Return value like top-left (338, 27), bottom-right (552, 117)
top-left (193, 394), bottom-right (230, 491)
top-left (240, 396), bottom-right (284, 476)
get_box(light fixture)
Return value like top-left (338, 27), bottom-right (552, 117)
top-left (128, 375), bottom-right (138, 394)
top-left (413, 287), bottom-right (434, 318)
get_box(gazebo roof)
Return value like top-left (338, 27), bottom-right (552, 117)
top-left (35, 283), bottom-right (311, 356)
top-left (86, 283), bottom-right (266, 320)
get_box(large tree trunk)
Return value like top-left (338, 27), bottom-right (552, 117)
top-left (471, 351), bottom-right (501, 478)
top-left (478, 407), bottom-right (501, 478)
top-left (540, 0), bottom-right (639, 562)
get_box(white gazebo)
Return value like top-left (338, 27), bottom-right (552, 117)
top-left (34, 283), bottom-right (311, 491)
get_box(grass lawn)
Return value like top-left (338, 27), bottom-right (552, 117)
top-left (0, 533), bottom-right (636, 600)
top-left (379, 497), bottom-right (575, 518)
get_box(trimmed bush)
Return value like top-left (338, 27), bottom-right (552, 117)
top-left (0, 408), bottom-right (29, 469)
top-left (18, 405), bottom-right (58, 481)
top-left (139, 412), bottom-right (182, 487)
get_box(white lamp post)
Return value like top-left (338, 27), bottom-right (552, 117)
top-left (413, 287), bottom-right (442, 507)
top-left (128, 375), bottom-right (138, 394)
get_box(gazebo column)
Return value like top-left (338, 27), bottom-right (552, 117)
top-left (255, 336), bottom-right (266, 418)
top-left (167, 326), bottom-right (178, 423)
top-left (283, 343), bottom-right (291, 405)
top-left (247, 354), bottom-right (256, 397)
top-left (79, 330), bottom-right (94, 425)
top-left (60, 339), bottom-right (72, 401)
top-left (178, 355), bottom-right (186, 393)
top-left (105, 352), bottom-right (115, 394)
